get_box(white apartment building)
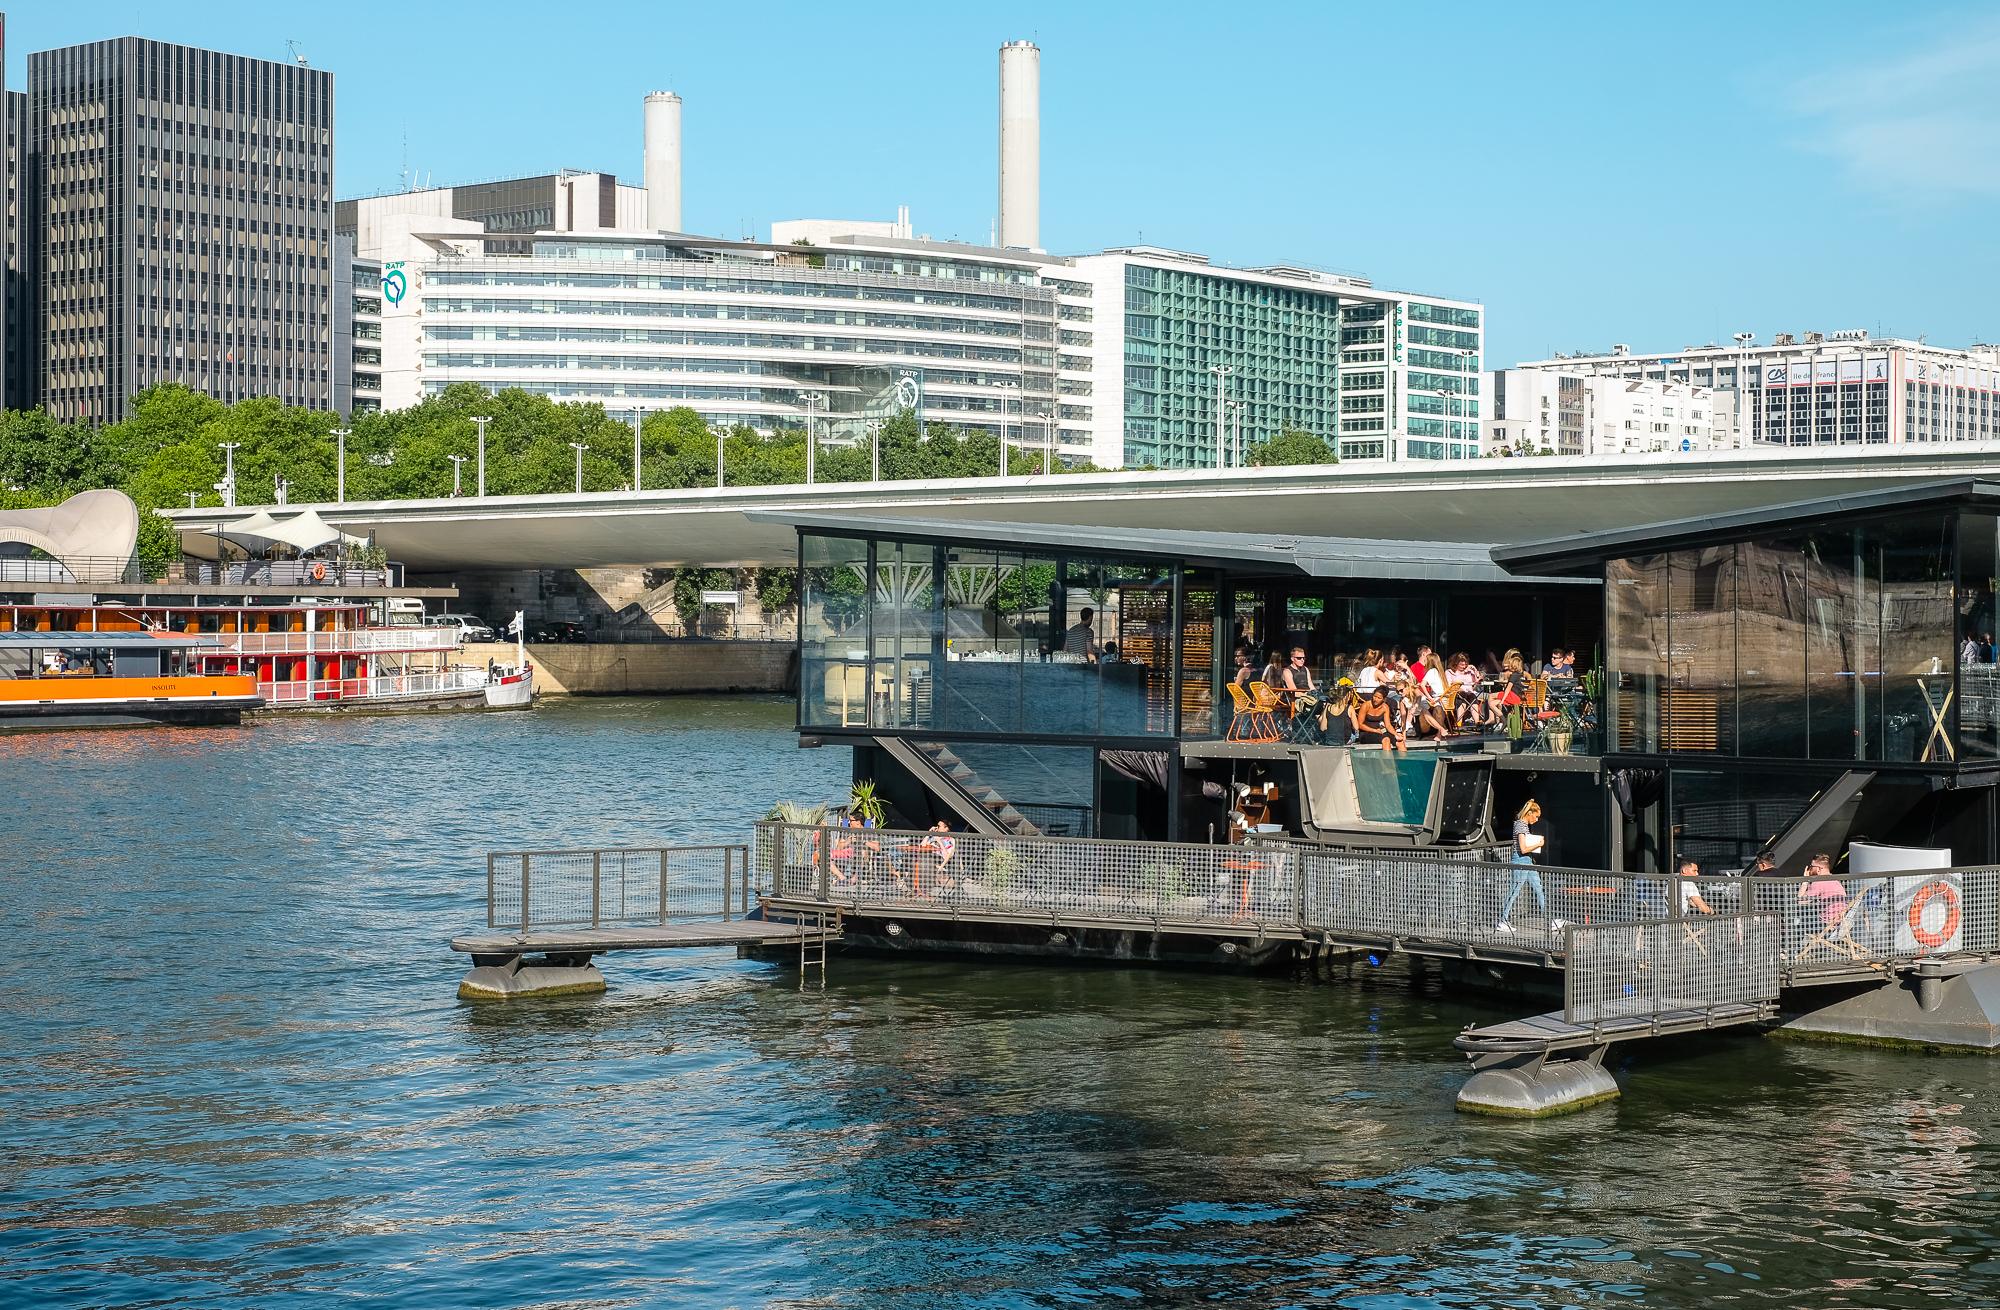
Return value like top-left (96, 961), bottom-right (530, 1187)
top-left (1487, 369), bottom-right (1728, 456)
top-left (1518, 332), bottom-right (2000, 446)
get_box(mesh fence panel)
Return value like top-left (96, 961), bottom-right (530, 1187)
top-left (1565, 913), bottom-right (1780, 1025)
top-left (486, 845), bottom-right (747, 930)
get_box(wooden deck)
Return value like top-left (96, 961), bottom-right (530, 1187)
top-left (451, 919), bottom-right (832, 957)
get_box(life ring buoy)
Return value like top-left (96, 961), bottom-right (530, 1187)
top-left (311, 562), bottom-right (327, 582)
top-left (1908, 879), bottom-right (1961, 949)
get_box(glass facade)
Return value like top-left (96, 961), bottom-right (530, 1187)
top-left (800, 530), bottom-right (1193, 741)
top-left (1605, 512), bottom-right (1968, 763)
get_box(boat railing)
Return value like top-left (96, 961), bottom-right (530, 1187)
top-left (226, 629), bottom-right (461, 654)
top-left (486, 844), bottom-right (755, 932)
top-left (753, 821), bottom-right (2000, 978)
top-left (0, 557), bottom-right (407, 588)
top-left (257, 668), bottom-right (490, 704)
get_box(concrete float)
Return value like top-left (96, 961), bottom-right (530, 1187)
top-left (457, 953), bottom-right (607, 1001)
top-left (1456, 1048), bottom-right (1621, 1118)
top-left (1778, 959), bottom-right (2000, 1052)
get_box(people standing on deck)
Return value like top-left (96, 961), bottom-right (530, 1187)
top-left (1063, 607), bottom-right (1099, 661)
top-left (1496, 799), bottom-right (1566, 934)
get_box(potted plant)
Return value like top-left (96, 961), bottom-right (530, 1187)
top-left (1546, 700), bottom-right (1578, 756)
top-left (848, 779), bottom-right (886, 827)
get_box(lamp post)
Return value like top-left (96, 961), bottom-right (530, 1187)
top-left (799, 392), bottom-right (823, 485)
top-left (470, 416), bottom-right (490, 496)
top-left (217, 442), bottom-right (241, 507)
top-left (1036, 409), bottom-right (1053, 475)
top-left (331, 426), bottom-right (349, 503)
top-left (629, 408), bottom-right (644, 493)
top-left (445, 454), bottom-right (467, 497)
top-left (1209, 364), bottom-right (1234, 469)
top-left (187, 492), bottom-right (198, 508)
top-left (866, 420), bottom-right (882, 482)
top-left (568, 442), bottom-right (588, 494)
top-left (712, 425), bottom-right (727, 489)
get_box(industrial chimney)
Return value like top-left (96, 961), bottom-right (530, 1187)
top-left (643, 91), bottom-right (682, 232)
top-left (998, 40), bottom-right (1039, 250)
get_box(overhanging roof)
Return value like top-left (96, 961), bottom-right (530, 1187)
top-left (750, 512), bottom-right (1587, 585)
top-left (1493, 477), bottom-right (2000, 577)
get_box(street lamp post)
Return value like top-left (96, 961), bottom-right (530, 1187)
top-left (568, 442), bottom-right (588, 494)
top-left (331, 426), bottom-right (349, 503)
top-left (446, 454), bottom-right (467, 497)
top-left (712, 425), bottom-right (727, 489)
top-left (1036, 409), bottom-right (1053, 475)
top-left (630, 409), bottom-right (644, 493)
top-left (1209, 365), bottom-right (1234, 469)
top-left (799, 392), bottom-right (823, 485)
top-left (217, 442), bottom-right (241, 507)
top-left (471, 416), bottom-right (490, 496)
top-left (867, 420), bottom-right (882, 482)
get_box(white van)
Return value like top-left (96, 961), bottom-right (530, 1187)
top-left (384, 598), bottom-right (426, 627)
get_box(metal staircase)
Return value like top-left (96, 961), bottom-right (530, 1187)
top-left (875, 736), bottom-right (1044, 837)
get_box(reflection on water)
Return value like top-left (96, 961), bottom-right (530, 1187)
top-left (2, 697), bottom-right (1997, 1308)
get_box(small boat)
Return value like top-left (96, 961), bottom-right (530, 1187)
top-left (0, 631), bottom-right (260, 731)
top-left (483, 612), bottom-right (537, 709)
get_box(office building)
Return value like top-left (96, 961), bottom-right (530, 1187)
top-left (1487, 369), bottom-right (1728, 456)
top-left (336, 171), bottom-right (647, 255)
top-left (3, 12), bottom-right (34, 411)
top-left (28, 34), bottom-right (334, 422)
top-left (1519, 333), bottom-right (2000, 446)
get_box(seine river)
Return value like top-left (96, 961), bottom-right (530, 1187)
top-left (3, 697), bottom-right (1997, 1308)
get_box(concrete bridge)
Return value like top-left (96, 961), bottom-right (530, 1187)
top-left (171, 443), bottom-right (2000, 572)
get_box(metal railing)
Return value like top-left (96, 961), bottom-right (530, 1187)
top-left (227, 628), bottom-right (461, 654)
top-left (1564, 914), bottom-right (1780, 1025)
top-left (258, 668), bottom-right (490, 705)
top-left (487, 844), bottom-right (753, 931)
top-left (0, 556), bottom-right (405, 588)
top-left (755, 822), bottom-right (2000, 979)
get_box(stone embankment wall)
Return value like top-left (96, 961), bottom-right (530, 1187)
top-left (416, 568), bottom-right (795, 641)
top-left (462, 641), bottom-right (796, 695)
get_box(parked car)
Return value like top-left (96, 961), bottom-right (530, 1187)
top-left (425, 613), bottom-right (497, 643)
top-left (532, 621), bottom-right (590, 644)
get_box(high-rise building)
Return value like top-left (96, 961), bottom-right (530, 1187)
top-left (2, 11), bottom-right (35, 412)
top-left (28, 35), bottom-right (334, 422)
top-left (1518, 333), bottom-right (2000, 446)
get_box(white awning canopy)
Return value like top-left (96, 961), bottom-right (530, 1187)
top-left (203, 509), bottom-right (286, 552)
top-left (259, 509), bottom-right (370, 553)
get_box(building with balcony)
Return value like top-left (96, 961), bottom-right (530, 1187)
top-left (1518, 333), bottom-right (2000, 447)
top-left (1486, 369), bottom-right (1729, 456)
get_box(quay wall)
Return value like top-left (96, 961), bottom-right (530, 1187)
top-left (462, 640), bottom-right (796, 696)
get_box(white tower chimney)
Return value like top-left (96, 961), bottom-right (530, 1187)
top-left (998, 40), bottom-right (1040, 250)
top-left (643, 91), bottom-right (683, 232)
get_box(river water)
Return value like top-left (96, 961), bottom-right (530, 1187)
top-left (3, 697), bottom-right (1998, 1308)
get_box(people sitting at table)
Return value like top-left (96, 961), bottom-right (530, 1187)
top-left (1349, 685), bottom-right (1405, 751)
top-left (1487, 648), bottom-right (1531, 723)
top-left (1544, 647), bottom-right (1576, 684)
top-left (1232, 647), bottom-right (1256, 691)
top-left (1398, 673), bottom-right (1451, 742)
top-left (1445, 651), bottom-right (1492, 730)
top-left (1676, 859), bottom-right (1717, 915)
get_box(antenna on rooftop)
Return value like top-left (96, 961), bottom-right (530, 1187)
top-left (286, 40), bottom-right (309, 66)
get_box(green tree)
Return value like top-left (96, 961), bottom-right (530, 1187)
top-left (1246, 426), bottom-right (1337, 467)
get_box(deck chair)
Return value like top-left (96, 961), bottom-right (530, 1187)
top-left (1797, 890), bottom-right (1869, 964)
top-left (1225, 682), bottom-right (1279, 743)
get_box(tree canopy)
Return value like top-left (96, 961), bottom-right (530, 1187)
top-left (1245, 426), bottom-right (1338, 467)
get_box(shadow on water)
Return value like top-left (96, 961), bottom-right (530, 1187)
top-left (2, 697), bottom-right (1998, 1307)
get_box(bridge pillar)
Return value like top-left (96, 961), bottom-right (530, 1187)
top-left (1780, 960), bottom-right (2000, 1050)
top-left (458, 952), bottom-right (607, 1001)
top-left (1456, 1046), bottom-right (1619, 1118)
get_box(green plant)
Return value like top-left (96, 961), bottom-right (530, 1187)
top-left (847, 779), bottom-right (885, 826)
top-left (765, 800), bottom-right (828, 825)
top-left (985, 844), bottom-right (1018, 893)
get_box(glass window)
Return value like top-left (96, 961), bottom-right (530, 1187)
top-left (1666, 546), bottom-right (1735, 753)
top-left (871, 540), bottom-right (938, 731)
top-left (802, 534), bottom-right (869, 728)
top-left (1961, 512), bottom-right (2000, 759)
top-left (1879, 515), bottom-right (1956, 762)
top-left (1607, 554), bottom-right (1668, 753)
top-left (1734, 536), bottom-right (1809, 758)
top-left (939, 547), bottom-right (1025, 734)
top-left (1803, 527), bottom-right (1878, 761)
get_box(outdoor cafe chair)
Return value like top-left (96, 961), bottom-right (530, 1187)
top-left (1226, 682), bottom-right (1281, 743)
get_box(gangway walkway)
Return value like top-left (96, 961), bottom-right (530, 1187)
top-left (452, 843), bottom-right (837, 998)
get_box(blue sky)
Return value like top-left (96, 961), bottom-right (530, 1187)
top-left (12, 2), bottom-right (2000, 365)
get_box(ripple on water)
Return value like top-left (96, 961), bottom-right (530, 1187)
top-left (3, 696), bottom-right (1999, 1308)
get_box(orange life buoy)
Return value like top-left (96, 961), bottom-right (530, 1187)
top-left (1907, 879), bottom-right (1962, 949)
top-left (311, 562), bottom-right (327, 582)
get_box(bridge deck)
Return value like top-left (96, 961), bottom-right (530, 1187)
top-left (452, 919), bottom-right (830, 956)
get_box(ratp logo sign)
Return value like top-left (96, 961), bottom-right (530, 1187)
top-left (381, 263), bottom-right (408, 306)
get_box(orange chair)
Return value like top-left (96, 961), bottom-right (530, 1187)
top-left (1226, 682), bottom-right (1281, 743)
